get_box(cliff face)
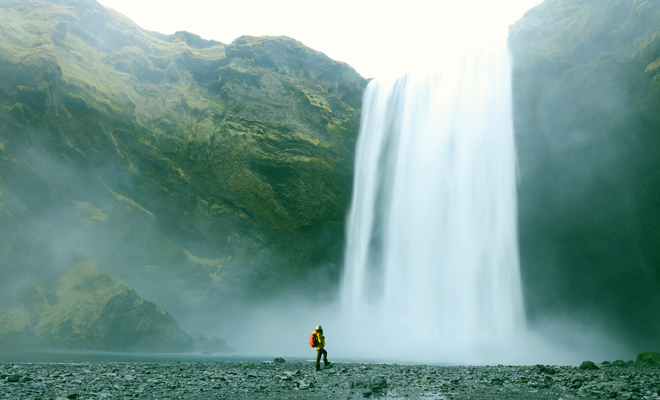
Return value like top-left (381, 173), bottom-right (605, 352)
top-left (0, 0), bottom-right (366, 347)
top-left (510, 0), bottom-right (660, 348)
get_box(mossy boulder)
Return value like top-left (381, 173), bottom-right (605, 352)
top-left (509, 0), bottom-right (660, 348)
top-left (636, 351), bottom-right (660, 365)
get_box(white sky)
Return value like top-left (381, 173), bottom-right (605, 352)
top-left (96, 0), bottom-right (544, 79)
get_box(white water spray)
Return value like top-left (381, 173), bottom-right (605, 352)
top-left (339, 37), bottom-right (526, 363)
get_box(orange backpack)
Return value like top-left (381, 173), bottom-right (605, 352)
top-left (308, 333), bottom-right (319, 348)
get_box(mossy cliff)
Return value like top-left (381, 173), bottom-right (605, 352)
top-left (510, 0), bottom-right (660, 348)
top-left (0, 0), bottom-right (367, 348)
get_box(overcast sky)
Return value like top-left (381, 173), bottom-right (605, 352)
top-left (96, 0), bottom-right (544, 79)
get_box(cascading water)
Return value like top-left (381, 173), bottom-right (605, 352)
top-left (340, 36), bottom-right (526, 363)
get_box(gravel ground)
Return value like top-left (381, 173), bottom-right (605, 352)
top-left (1, 360), bottom-right (659, 399)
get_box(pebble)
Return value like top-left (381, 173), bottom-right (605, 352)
top-left (0, 360), bottom-right (658, 399)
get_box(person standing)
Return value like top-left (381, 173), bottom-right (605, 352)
top-left (309, 325), bottom-right (331, 371)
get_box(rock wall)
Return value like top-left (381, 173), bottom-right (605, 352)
top-left (510, 0), bottom-right (660, 348)
top-left (0, 0), bottom-right (366, 347)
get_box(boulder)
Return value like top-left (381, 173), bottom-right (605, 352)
top-left (579, 361), bottom-right (599, 370)
top-left (636, 351), bottom-right (660, 365)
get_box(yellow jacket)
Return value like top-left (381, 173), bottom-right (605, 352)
top-left (313, 330), bottom-right (325, 350)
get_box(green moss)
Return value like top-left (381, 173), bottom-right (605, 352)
top-left (0, 305), bottom-right (32, 334)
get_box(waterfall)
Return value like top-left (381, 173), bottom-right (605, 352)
top-left (340, 37), bottom-right (526, 362)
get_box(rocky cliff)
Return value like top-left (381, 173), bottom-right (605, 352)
top-left (0, 0), bottom-right (367, 348)
top-left (510, 0), bottom-right (660, 348)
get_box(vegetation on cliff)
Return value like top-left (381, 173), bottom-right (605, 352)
top-left (510, 0), bottom-right (660, 348)
top-left (0, 0), bottom-right (367, 348)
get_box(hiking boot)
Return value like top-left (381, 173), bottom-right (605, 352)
top-left (315, 367), bottom-right (321, 372)
top-left (324, 362), bottom-right (332, 368)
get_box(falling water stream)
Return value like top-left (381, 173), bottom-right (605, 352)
top-left (340, 37), bottom-right (526, 362)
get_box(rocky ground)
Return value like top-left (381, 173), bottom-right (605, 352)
top-left (1, 359), bottom-right (659, 400)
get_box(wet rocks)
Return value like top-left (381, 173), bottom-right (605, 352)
top-left (1, 359), bottom-right (660, 399)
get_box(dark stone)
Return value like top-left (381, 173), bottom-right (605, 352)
top-left (613, 360), bottom-right (626, 367)
top-left (636, 351), bottom-right (660, 364)
top-left (579, 361), bottom-right (600, 370)
top-left (6, 375), bottom-right (21, 382)
top-left (535, 364), bottom-right (558, 374)
top-left (273, 358), bottom-right (286, 363)
top-left (362, 390), bottom-right (373, 398)
top-left (368, 376), bottom-right (388, 392)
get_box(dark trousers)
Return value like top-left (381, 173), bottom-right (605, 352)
top-left (315, 348), bottom-right (328, 369)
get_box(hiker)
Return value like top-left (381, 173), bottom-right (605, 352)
top-left (309, 325), bottom-right (331, 371)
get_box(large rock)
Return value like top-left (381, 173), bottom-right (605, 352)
top-left (636, 351), bottom-right (660, 365)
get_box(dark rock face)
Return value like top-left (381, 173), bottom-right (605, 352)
top-left (0, 0), bottom-right (366, 347)
top-left (509, 0), bottom-right (660, 347)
